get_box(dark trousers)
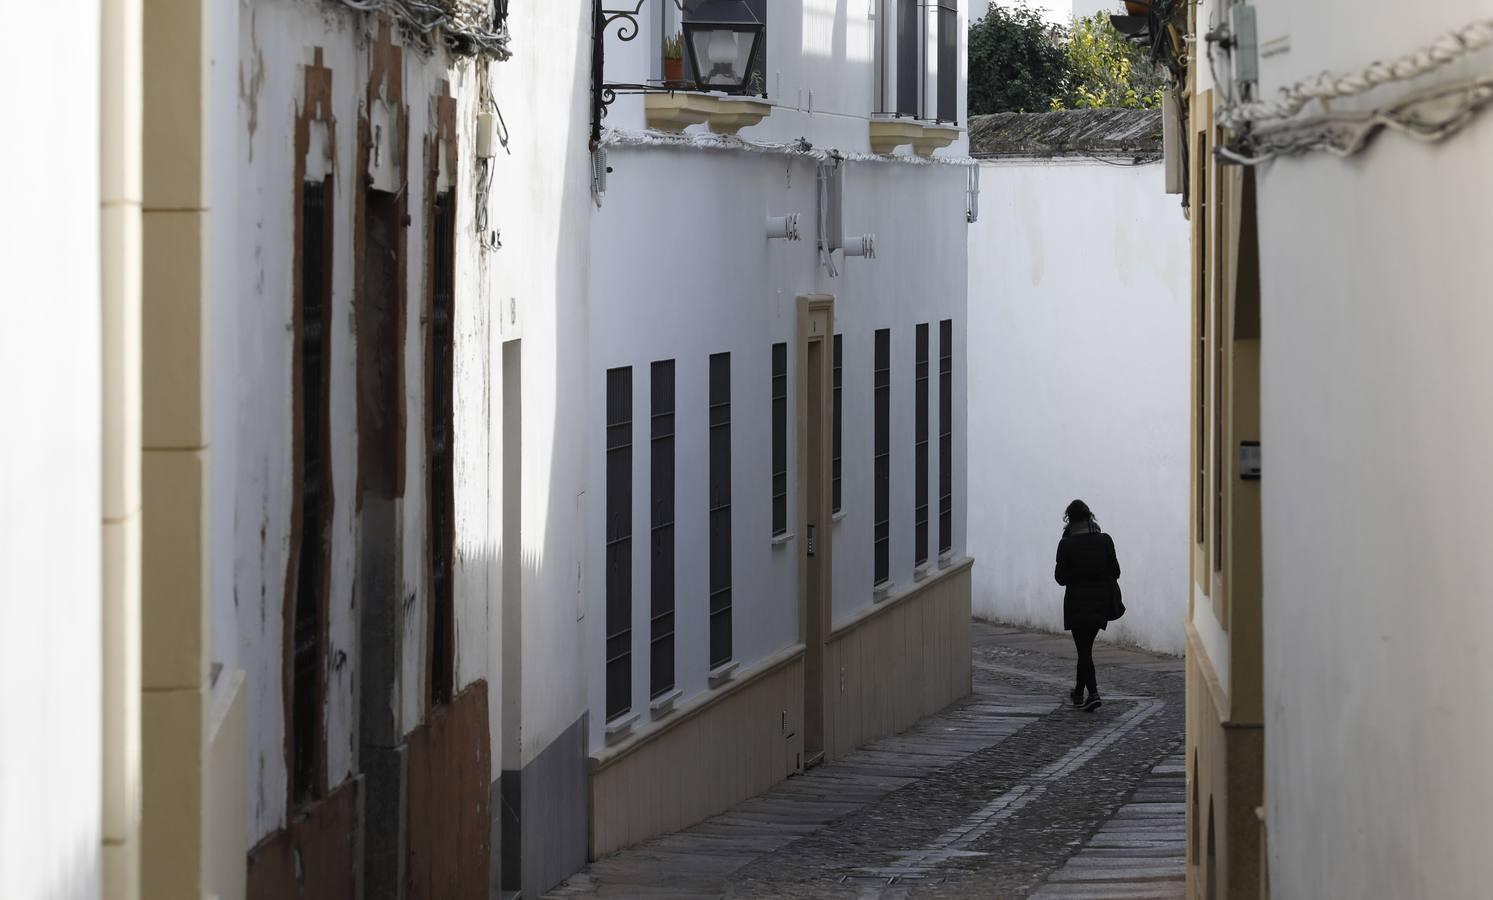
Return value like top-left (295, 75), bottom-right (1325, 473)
top-left (1072, 628), bottom-right (1099, 695)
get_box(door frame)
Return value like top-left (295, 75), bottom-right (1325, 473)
top-left (796, 295), bottom-right (835, 766)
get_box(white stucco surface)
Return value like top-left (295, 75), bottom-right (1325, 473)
top-left (586, 148), bottom-right (970, 750)
top-left (1249, 1), bottom-right (1493, 894)
top-left (966, 158), bottom-right (1188, 655)
top-left (974, 0), bottom-right (1121, 26)
top-left (584, 0), bottom-right (970, 751)
top-left (0, 2), bottom-right (104, 896)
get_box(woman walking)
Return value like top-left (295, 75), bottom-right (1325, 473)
top-left (1054, 499), bottom-right (1122, 712)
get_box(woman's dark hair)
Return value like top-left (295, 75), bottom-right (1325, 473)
top-left (1064, 499), bottom-right (1093, 524)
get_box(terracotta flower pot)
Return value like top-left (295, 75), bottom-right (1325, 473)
top-left (1124, 0), bottom-right (1152, 13)
top-left (664, 56), bottom-right (684, 85)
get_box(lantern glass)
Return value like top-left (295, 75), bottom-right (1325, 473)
top-left (682, 1), bottom-right (764, 94)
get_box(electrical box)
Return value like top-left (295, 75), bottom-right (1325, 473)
top-left (1231, 5), bottom-right (1260, 88)
top-left (476, 110), bottom-right (498, 159)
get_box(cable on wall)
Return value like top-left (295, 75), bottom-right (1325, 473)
top-left (1215, 17), bottom-right (1493, 165)
top-left (598, 127), bottom-right (978, 167)
top-left (333, 0), bottom-right (513, 60)
top-left (1217, 18), bottom-right (1493, 130)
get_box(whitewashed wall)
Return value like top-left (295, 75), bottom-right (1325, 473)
top-left (603, 0), bottom-right (970, 158)
top-left (586, 149), bottom-right (970, 749)
top-left (967, 158), bottom-right (1188, 655)
top-left (0, 2), bottom-right (104, 896)
top-left (1246, 1), bottom-right (1493, 895)
top-left (973, 0), bottom-right (1120, 26)
top-left (488, 0), bottom-right (595, 769)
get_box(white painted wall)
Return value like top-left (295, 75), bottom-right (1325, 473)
top-left (605, 0), bottom-right (969, 158)
top-left (967, 158), bottom-right (1188, 655)
top-left (488, 0), bottom-right (595, 767)
top-left (586, 148), bottom-right (970, 749)
top-left (0, 1), bottom-right (104, 896)
top-left (1245, 1), bottom-right (1493, 895)
top-left (974, 0), bottom-right (1121, 27)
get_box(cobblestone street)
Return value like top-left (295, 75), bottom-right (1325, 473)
top-left (547, 622), bottom-right (1184, 899)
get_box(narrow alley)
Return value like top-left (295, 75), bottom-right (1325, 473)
top-left (548, 622), bottom-right (1184, 899)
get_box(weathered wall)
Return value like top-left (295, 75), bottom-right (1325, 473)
top-left (966, 158), bottom-right (1189, 655)
top-left (1247, 1), bottom-right (1493, 895)
top-left (0, 2), bottom-right (104, 897)
top-left (232, 0), bottom-right (500, 847)
top-left (586, 148), bottom-right (970, 750)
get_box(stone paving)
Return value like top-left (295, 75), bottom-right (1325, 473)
top-left (546, 621), bottom-right (1184, 900)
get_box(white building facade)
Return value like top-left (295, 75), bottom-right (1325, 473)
top-left (1, 0), bottom-right (975, 896)
top-left (583, 0), bottom-right (975, 856)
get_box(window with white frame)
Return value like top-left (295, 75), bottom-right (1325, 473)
top-left (876, 0), bottom-right (959, 122)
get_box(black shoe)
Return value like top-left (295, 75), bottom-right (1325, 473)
top-left (1069, 686), bottom-right (1085, 707)
top-left (1083, 692), bottom-right (1103, 712)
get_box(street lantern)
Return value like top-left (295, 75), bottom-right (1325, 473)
top-left (682, 0), bottom-right (764, 94)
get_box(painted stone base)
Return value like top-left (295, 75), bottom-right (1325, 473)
top-left (406, 681), bottom-right (492, 900)
top-left (824, 560), bottom-right (973, 760)
top-left (587, 558), bottom-right (974, 859)
top-left (246, 777), bottom-right (361, 900)
top-left (497, 712), bottom-right (590, 898)
top-left (1185, 626), bottom-right (1264, 900)
top-left (589, 649), bottom-right (806, 858)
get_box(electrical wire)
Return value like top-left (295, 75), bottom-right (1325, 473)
top-left (331, 0), bottom-right (513, 61)
top-left (599, 127), bottom-right (978, 167)
top-left (1222, 74), bottom-right (1493, 165)
top-left (1218, 18), bottom-right (1493, 130)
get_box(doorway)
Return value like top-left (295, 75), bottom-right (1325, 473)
top-left (798, 297), bottom-right (834, 768)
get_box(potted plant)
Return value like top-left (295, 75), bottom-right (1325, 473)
top-left (663, 32), bottom-right (685, 85)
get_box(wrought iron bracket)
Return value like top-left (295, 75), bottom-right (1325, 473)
top-left (591, 0), bottom-right (687, 150)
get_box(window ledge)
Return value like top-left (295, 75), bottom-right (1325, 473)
top-left (649, 688), bottom-right (683, 718)
top-left (644, 93), bottom-right (771, 136)
top-left (937, 550), bottom-right (955, 569)
top-left (869, 118), bottom-right (925, 155)
top-left (913, 562), bottom-right (933, 583)
top-left (771, 531), bottom-right (796, 547)
top-left (872, 581), bottom-right (896, 603)
top-left (913, 123), bottom-right (961, 157)
top-left (707, 661), bottom-right (740, 689)
top-left (832, 509), bottom-right (848, 523)
top-left (604, 712), bottom-right (640, 745)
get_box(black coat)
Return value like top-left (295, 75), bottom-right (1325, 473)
top-left (1055, 531), bottom-right (1121, 631)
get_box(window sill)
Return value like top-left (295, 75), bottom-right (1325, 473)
top-left (644, 93), bottom-right (771, 136)
top-left (604, 712), bottom-right (640, 746)
top-left (707, 661), bottom-right (740, 689)
top-left (913, 562), bottom-right (933, 583)
top-left (872, 581), bottom-right (896, 603)
top-left (771, 531), bottom-right (795, 547)
top-left (937, 550), bottom-right (955, 569)
top-left (832, 509), bottom-right (847, 523)
top-left (649, 688), bottom-right (683, 718)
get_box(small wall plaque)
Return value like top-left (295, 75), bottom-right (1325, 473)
top-left (1240, 441), bottom-right (1262, 481)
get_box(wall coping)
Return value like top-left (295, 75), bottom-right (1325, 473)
top-left (829, 556), bottom-right (974, 643)
top-left (588, 642), bottom-right (806, 773)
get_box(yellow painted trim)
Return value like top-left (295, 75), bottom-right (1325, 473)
top-left (1185, 620), bottom-right (1263, 727)
top-left (868, 118), bottom-right (924, 154)
top-left (589, 642), bottom-right (807, 772)
top-left (912, 124), bottom-right (961, 156)
top-left (643, 93), bottom-right (771, 135)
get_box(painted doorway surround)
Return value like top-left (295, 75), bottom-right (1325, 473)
top-left (797, 295), bottom-right (835, 769)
